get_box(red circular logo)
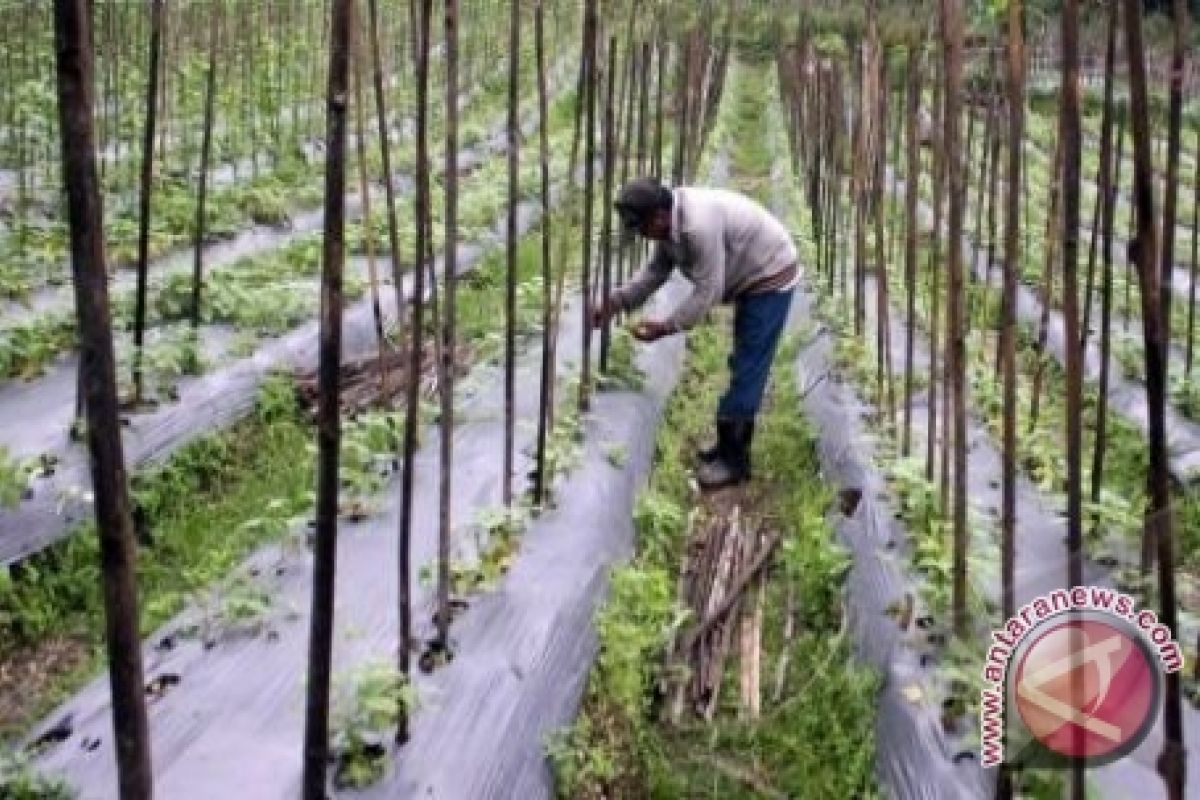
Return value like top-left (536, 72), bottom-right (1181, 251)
top-left (1014, 615), bottom-right (1158, 761)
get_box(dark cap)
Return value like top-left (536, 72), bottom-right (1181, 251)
top-left (614, 177), bottom-right (673, 231)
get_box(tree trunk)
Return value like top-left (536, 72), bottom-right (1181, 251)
top-left (53, 1), bottom-right (153, 795)
top-left (301, 0), bottom-right (351, 795)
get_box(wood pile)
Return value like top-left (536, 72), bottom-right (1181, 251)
top-left (661, 501), bottom-right (782, 723)
top-left (295, 341), bottom-right (468, 417)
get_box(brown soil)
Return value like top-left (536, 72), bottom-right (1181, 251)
top-left (0, 634), bottom-right (92, 742)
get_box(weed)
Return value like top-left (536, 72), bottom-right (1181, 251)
top-left (0, 751), bottom-right (71, 799)
top-left (603, 443), bottom-right (628, 469)
top-left (331, 661), bottom-right (414, 790)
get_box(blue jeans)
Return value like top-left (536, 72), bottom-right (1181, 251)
top-left (717, 288), bottom-right (795, 419)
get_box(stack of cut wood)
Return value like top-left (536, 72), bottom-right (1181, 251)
top-left (662, 502), bottom-right (782, 723)
top-left (295, 341), bottom-right (467, 416)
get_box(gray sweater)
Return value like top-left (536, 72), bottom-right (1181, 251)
top-left (613, 187), bottom-right (799, 330)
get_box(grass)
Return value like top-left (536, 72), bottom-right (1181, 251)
top-left (0, 374), bottom-right (313, 742)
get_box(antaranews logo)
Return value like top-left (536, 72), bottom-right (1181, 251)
top-left (979, 586), bottom-right (1182, 769)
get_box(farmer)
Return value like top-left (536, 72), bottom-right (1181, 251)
top-left (592, 177), bottom-right (799, 491)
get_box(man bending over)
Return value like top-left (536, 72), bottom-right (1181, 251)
top-left (593, 177), bottom-right (799, 491)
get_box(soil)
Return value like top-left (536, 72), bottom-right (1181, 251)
top-left (0, 634), bottom-right (91, 743)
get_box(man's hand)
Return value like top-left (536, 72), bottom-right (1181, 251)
top-left (591, 296), bottom-right (621, 329)
top-left (631, 318), bottom-right (675, 343)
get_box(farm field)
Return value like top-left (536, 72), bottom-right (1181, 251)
top-left (1, 1), bottom-right (1199, 799)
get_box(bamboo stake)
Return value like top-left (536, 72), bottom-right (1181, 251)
top-left (503, 0), bottom-right (520, 506)
top-left (1188, 125), bottom-right (1199, 379)
top-left (578, 0), bottom-right (598, 412)
top-left (940, 0), bottom-right (969, 639)
top-left (532, 0), bottom-right (553, 506)
top-left (131, 0), bottom-right (164, 405)
top-left (398, 0), bottom-right (433, 741)
top-left (52, 0), bottom-right (153, 794)
top-left (902, 43), bottom-right (921, 457)
top-left (301, 0), bottom-right (352, 794)
top-left (1060, 2), bottom-right (1087, 791)
top-left (599, 34), bottom-right (617, 374)
top-left (190, 0), bottom-right (220, 332)
top-left (352, 3), bottom-right (390, 399)
top-left (436, 0), bottom-right (460, 654)
top-left (1159, 0), bottom-right (1190, 387)
top-left (999, 0), bottom-right (1025, 777)
top-left (1122, 0), bottom-right (1185, 793)
top-left (1091, 3), bottom-right (1121, 517)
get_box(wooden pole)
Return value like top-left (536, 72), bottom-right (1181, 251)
top-left (902, 43), bottom-right (921, 457)
top-left (132, 0), bottom-right (164, 405)
top-left (940, 0), bottom-right (969, 639)
top-left (579, 0), bottom-right (597, 413)
top-left (1122, 0), bottom-right (1186, 793)
top-left (353, 1), bottom-right (391, 398)
top-left (301, 0), bottom-right (352, 794)
top-left (191, 0), bottom-right (220, 332)
top-left (1060, 1), bottom-right (1087, 791)
top-left (366, 0), bottom-right (408, 337)
top-left (996, 0), bottom-right (1024, 796)
top-left (1159, 0), bottom-right (1190, 386)
top-left (1091, 1), bottom-right (1120, 513)
top-left (53, 0), bottom-right (153, 794)
top-left (503, 0), bottom-right (520, 506)
top-left (533, 0), bottom-right (553, 506)
top-left (398, 0), bottom-right (433, 740)
top-left (436, 0), bottom-right (460, 653)
top-left (599, 34), bottom-right (617, 374)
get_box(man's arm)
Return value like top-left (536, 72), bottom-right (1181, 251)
top-left (664, 225), bottom-right (724, 331)
top-left (612, 242), bottom-right (673, 311)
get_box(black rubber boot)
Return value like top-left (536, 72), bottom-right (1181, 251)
top-left (698, 418), bottom-right (754, 490)
top-left (697, 441), bottom-right (720, 463)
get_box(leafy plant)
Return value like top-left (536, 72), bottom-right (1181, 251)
top-left (331, 661), bottom-right (414, 790)
top-left (0, 751), bottom-right (71, 799)
top-left (0, 447), bottom-right (33, 509)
